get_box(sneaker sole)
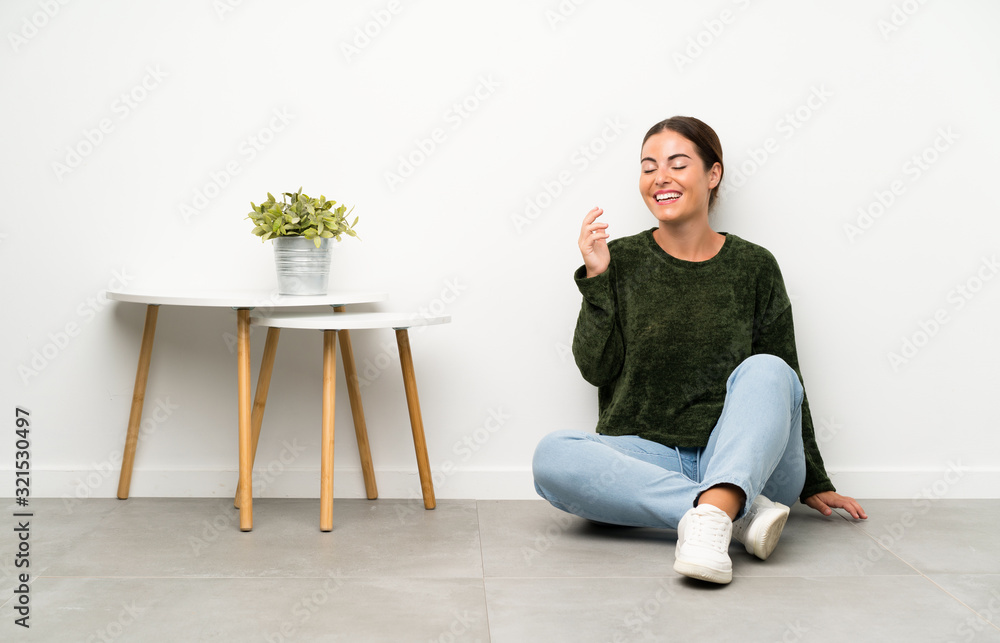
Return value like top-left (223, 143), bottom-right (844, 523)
top-left (673, 559), bottom-right (733, 584)
top-left (743, 504), bottom-right (790, 561)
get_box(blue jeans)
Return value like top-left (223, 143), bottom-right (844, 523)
top-left (532, 354), bottom-right (806, 528)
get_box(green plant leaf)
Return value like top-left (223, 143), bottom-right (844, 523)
top-left (250, 189), bottom-right (359, 243)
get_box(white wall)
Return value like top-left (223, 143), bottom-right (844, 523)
top-left (2, 0), bottom-right (998, 503)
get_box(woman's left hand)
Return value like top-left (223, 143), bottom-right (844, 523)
top-left (803, 491), bottom-right (868, 520)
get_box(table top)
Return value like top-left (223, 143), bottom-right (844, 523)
top-left (251, 311), bottom-right (451, 330)
top-left (106, 289), bottom-right (388, 308)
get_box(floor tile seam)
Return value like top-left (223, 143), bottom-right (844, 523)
top-left (480, 572), bottom-right (940, 581)
top-left (31, 574), bottom-right (487, 582)
top-left (916, 574), bottom-right (1000, 634)
top-left (840, 508), bottom-right (1000, 593)
top-left (839, 509), bottom-right (932, 575)
top-left (731, 572), bottom-right (923, 580)
top-left (840, 507), bottom-right (1000, 634)
top-left (473, 501), bottom-right (494, 642)
top-left (482, 575), bottom-right (680, 581)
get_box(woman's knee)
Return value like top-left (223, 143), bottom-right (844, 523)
top-left (737, 353), bottom-right (791, 375)
top-left (731, 354), bottom-right (803, 399)
top-left (532, 430), bottom-right (590, 502)
top-left (532, 430), bottom-right (588, 480)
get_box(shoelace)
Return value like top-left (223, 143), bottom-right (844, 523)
top-left (687, 508), bottom-right (731, 552)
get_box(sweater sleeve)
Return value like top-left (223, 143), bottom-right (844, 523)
top-left (752, 265), bottom-right (836, 503)
top-left (572, 265), bottom-right (625, 387)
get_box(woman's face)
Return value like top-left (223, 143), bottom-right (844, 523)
top-left (639, 130), bottom-right (721, 225)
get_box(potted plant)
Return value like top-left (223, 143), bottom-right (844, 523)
top-left (247, 188), bottom-right (359, 295)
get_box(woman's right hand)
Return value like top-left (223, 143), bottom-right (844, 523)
top-left (579, 207), bottom-right (610, 278)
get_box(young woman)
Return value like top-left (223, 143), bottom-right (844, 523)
top-left (532, 116), bottom-right (867, 585)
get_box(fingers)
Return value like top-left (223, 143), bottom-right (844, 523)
top-left (842, 501), bottom-right (862, 520)
top-left (833, 500), bottom-right (859, 519)
top-left (583, 227), bottom-right (610, 248)
top-left (807, 497), bottom-right (833, 517)
top-left (828, 494), bottom-right (865, 520)
top-left (581, 207), bottom-right (607, 237)
top-left (810, 492), bottom-right (868, 520)
top-left (579, 207), bottom-right (611, 278)
top-left (834, 496), bottom-right (868, 520)
top-left (583, 206), bottom-right (604, 225)
top-left (579, 207), bottom-right (609, 250)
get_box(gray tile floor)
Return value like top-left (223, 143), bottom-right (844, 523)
top-left (2, 498), bottom-right (999, 642)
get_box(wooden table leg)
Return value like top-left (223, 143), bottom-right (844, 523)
top-left (117, 304), bottom-right (159, 500)
top-left (333, 305), bottom-right (378, 500)
top-left (395, 329), bottom-right (436, 510)
top-left (235, 327), bottom-right (280, 508)
top-left (237, 308), bottom-right (253, 531)
top-left (321, 330), bottom-right (337, 531)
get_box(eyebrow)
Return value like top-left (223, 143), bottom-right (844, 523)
top-left (640, 154), bottom-right (692, 163)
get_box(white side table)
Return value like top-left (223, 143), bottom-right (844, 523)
top-left (249, 311), bottom-right (450, 531)
top-left (106, 289), bottom-right (387, 531)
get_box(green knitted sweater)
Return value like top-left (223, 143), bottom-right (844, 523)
top-left (573, 228), bottom-right (835, 502)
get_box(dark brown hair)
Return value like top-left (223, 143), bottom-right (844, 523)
top-left (642, 116), bottom-right (724, 209)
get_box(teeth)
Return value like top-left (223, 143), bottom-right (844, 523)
top-left (656, 193), bottom-right (680, 202)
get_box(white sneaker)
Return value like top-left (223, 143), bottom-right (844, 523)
top-left (731, 495), bottom-right (790, 561)
top-left (673, 504), bottom-right (733, 584)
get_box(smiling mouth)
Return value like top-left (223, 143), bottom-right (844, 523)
top-left (655, 193), bottom-right (681, 203)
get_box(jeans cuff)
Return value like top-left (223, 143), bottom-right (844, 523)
top-left (694, 477), bottom-right (753, 521)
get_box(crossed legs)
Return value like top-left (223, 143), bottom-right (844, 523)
top-left (532, 354), bottom-right (807, 528)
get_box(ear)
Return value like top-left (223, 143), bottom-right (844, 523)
top-left (707, 162), bottom-right (722, 189)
